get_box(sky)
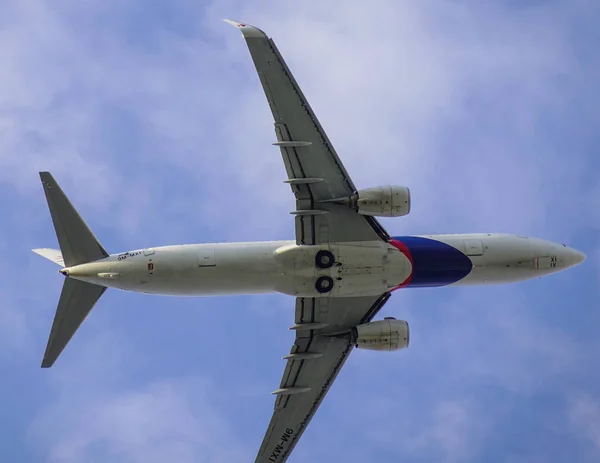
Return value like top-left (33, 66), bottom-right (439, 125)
top-left (1, 0), bottom-right (599, 461)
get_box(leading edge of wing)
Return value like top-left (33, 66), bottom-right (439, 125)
top-left (223, 19), bottom-right (268, 39)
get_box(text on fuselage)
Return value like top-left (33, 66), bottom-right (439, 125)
top-left (117, 251), bottom-right (143, 261)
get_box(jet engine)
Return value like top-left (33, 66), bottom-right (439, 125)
top-left (353, 318), bottom-right (409, 351)
top-left (355, 185), bottom-right (411, 217)
top-left (324, 185), bottom-right (411, 217)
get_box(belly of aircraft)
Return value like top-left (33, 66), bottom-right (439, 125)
top-left (98, 241), bottom-right (413, 297)
top-left (273, 241), bottom-right (412, 297)
top-left (68, 234), bottom-right (559, 296)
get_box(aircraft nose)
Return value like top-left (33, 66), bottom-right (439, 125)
top-left (563, 247), bottom-right (586, 268)
top-left (530, 238), bottom-right (585, 271)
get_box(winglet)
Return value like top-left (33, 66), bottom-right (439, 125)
top-left (223, 19), bottom-right (267, 38)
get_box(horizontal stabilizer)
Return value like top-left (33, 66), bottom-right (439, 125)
top-left (39, 172), bottom-right (108, 267)
top-left (32, 248), bottom-right (64, 266)
top-left (42, 278), bottom-right (106, 368)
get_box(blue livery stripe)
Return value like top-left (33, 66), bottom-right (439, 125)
top-left (391, 236), bottom-right (472, 288)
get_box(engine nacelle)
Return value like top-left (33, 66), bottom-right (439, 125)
top-left (353, 318), bottom-right (409, 351)
top-left (354, 185), bottom-right (411, 217)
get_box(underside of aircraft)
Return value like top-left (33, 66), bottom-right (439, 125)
top-left (33, 20), bottom-right (585, 463)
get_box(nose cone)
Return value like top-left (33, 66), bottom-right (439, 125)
top-left (530, 238), bottom-right (585, 273)
top-left (564, 247), bottom-right (586, 268)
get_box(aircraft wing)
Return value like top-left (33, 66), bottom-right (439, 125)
top-left (225, 19), bottom-right (390, 244)
top-left (255, 293), bottom-right (391, 463)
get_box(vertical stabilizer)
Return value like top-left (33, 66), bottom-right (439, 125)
top-left (39, 172), bottom-right (108, 267)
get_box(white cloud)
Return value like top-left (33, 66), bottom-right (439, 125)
top-left (0, 295), bottom-right (31, 353)
top-left (409, 400), bottom-right (488, 463)
top-left (371, 398), bottom-right (488, 463)
top-left (568, 394), bottom-right (600, 461)
top-left (30, 376), bottom-right (249, 463)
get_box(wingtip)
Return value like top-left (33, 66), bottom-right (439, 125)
top-left (41, 358), bottom-right (53, 368)
top-left (41, 347), bottom-right (56, 368)
top-left (223, 18), bottom-right (241, 27)
top-left (223, 19), bottom-right (267, 38)
top-left (39, 171), bottom-right (55, 186)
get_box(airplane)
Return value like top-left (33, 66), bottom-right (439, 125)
top-left (33, 19), bottom-right (585, 463)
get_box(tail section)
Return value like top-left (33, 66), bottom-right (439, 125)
top-left (39, 172), bottom-right (108, 267)
top-left (32, 248), bottom-right (64, 266)
top-left (36, 172), bottom-right (109, 367)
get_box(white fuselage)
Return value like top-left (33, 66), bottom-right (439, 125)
top-left (61, 233), bottom-right (584, 298)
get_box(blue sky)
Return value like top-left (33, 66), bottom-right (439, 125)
top-left (1, 0), bottom-right (599, 461)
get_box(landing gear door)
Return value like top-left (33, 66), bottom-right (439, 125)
top-left (317, 224), bottom-right (330, 249)
top-left (464, 240), bottom-right (484, 256)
